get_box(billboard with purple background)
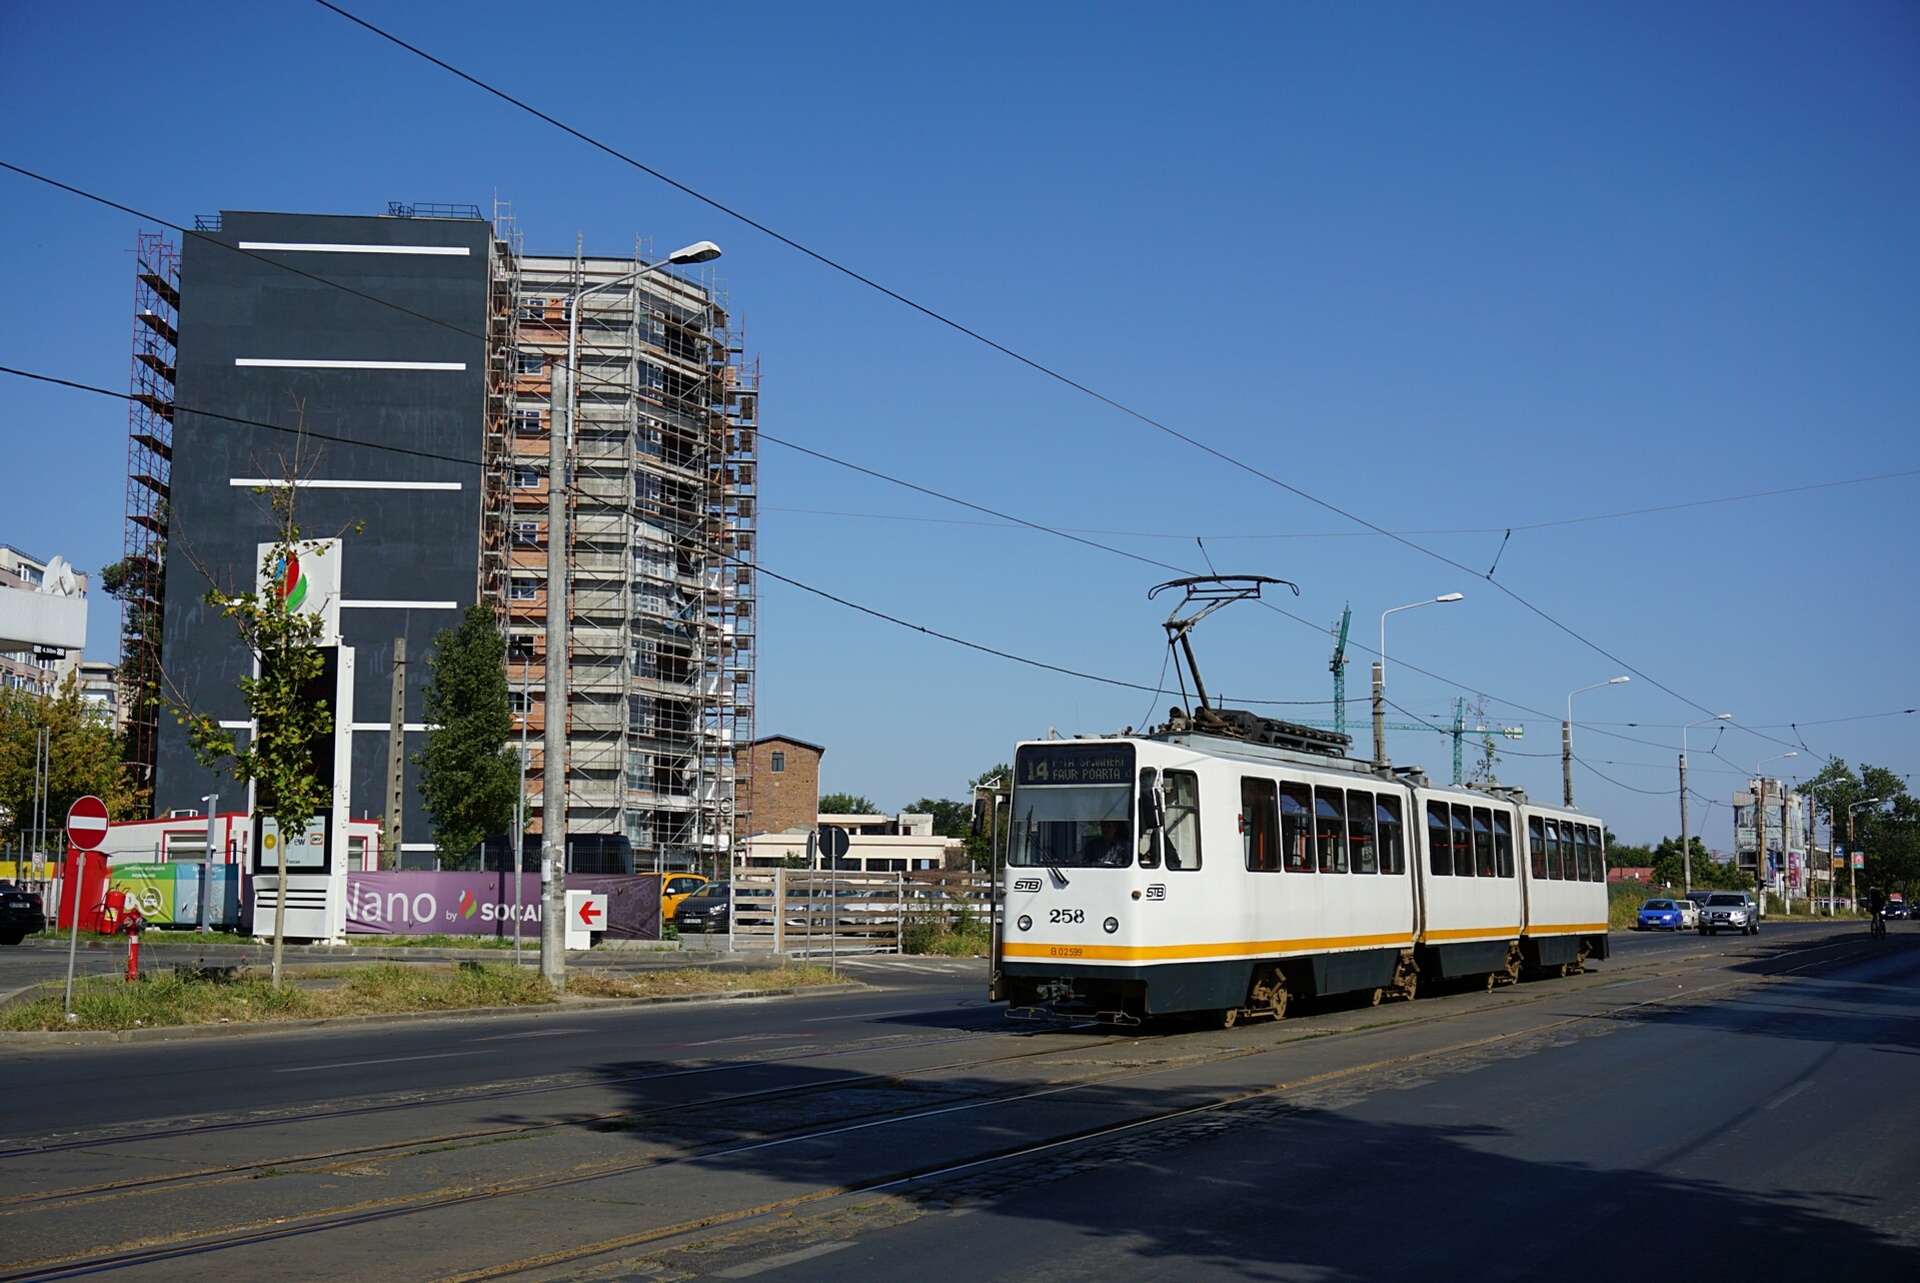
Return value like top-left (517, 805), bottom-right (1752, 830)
top-left (346, 872), bottom-right (660, 940)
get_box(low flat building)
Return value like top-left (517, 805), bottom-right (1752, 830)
top-left (739, 810), bottom-right (959, 874)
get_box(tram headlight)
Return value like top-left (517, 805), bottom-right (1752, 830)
top-left (1103, 916), bottom-right (1119, 934)
top-left (1017, 914), bottom-right (1032, 932)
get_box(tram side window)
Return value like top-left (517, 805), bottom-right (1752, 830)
top-left (1348, 789), bottom-right (1377, 874)
top-left (1427, 802), bottom-right (1452, 876)
top-left (1493, 811), bottom-right (1515, 878)
top-left (1528, 816), bottom-right (1546, 878)
top-left (1316, 788), bottom-right (1348, 873)
top-left (1242, 777), bottom-right (1280, 873)
top-left (1472, 807), bottom-right (1495, 877)
top-left (1137, 769), bottom-right (1160, 869)
top-left (1164, 771), bottom-right (1201, 871)
top-left (1378, 796), bottom-right (1406, 874)
top-left (1575, 825), bottom-right (1593, 882)
top-left (1451, 804), bottom-right (1475, 877)
top-left (1281, 783), bottom-right (1313, 872)
top-left (1544, 820), bottom-right (1562, 879)
top-left (1589, 825), bottom-right (1604, 881)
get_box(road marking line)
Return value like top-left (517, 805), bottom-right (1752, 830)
top-left (801, 1008), bottom-right (933, 1023)
top-left (716, 1240), bottom-right (855, 1277)
top-left (275, 1053), bottom-right (466, 1073)
top-left (1764, 1080), bottom-right (1814, 1110)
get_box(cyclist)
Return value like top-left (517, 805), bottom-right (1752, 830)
top-left (1868, 886), bottom-right (1887, 938)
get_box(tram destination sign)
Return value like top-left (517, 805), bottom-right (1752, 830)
top-left (1016, 742), bottom-right (1134, 787)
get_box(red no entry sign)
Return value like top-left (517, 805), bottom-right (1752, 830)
top-left (65, 795), bottom-right (110, 852)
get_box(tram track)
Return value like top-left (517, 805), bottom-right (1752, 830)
top-left (0, 929), bottom-right (1877, 1283)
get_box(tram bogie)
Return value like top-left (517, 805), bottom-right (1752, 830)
top-left (996, 728), bottom-right (1610, 1024)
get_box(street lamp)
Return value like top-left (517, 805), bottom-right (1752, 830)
top-left (1846, 796), bottom-right (1883, 915)
top-left (1678, 713), bottom-right (1731, 893)
top-left (1372, 593), bottom-right (1464, 767)
top-left (1562, 677), bottom-right (1629, 807)
top-left (542, 240), bottom-right (722, 990)
top-left (1747, 752), bottom-right (1796, 909)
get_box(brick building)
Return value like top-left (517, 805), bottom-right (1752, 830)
top-left (736, 734), bottom-right (822, 837)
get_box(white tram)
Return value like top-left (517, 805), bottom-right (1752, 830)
top-left (994, 720), bottom-right (1610, 1022)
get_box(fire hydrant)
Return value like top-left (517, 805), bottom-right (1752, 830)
top-left (124, 913), bottom-right (145, 982)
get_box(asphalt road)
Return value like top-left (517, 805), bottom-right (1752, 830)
top-left (0, 922), bottom-right (1912, 1282)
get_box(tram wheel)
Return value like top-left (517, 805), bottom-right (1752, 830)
top-left (1217, 1007), bottom-right (1240, 1029)
top-left (1368, 987), bottom-right (1384, 1007)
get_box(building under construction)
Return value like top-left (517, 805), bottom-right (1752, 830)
top-left (134, 206), bottom-right (756, 871)
top-left (500, 227), bottom-right (759, 869)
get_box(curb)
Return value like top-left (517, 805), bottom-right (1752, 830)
top-left (0, 981), bottom-right (865, 1047)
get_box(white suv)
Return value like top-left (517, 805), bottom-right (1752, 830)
top-left (1700, 892), bottom-right (1759, 936)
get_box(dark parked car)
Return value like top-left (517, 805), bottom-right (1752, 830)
top-left (673, 883), bottom-right (731, 933)
top-left (1884, 901), bottom-right (1911, 921)
top-left (0, 880), bottom-right (47, 945)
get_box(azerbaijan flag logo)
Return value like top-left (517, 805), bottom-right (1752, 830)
top-left (276, 551), bottom-right (309, 613)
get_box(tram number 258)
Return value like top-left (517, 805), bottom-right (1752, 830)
top-left (1049, 908), bottom-right (1085, 924)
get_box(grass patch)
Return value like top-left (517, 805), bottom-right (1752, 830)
top-left (563, 964), bottom-right (843, 999)
top-left (1, 962), bottom-right (556, 1032)
top-left (902, 920), bottom-right (992, 956)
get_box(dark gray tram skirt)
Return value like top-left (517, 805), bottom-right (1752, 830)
top-left (1004, 947), bottom-right (1402, 1016)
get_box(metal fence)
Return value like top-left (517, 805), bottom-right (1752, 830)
top-left (724, 869), bottom-right (993, 957)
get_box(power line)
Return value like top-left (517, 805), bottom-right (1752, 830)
top-left (0, 363), bottom-right (1182, 703)
top-left (312, 0), bottom-right (1814, 745)
top-left (0, 152), bottom-right (1888, 761)
top-left (765, 462), bottom-right (1920, 540)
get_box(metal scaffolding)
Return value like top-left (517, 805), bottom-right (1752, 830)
top-left (497, 242), bottom-right (756, 874)
top-left (121, 231), bottom-right (179, 790)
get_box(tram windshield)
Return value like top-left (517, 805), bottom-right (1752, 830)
top-left (1008, 786), bottom-right (1133, 867)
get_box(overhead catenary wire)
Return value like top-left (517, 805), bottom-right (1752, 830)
top-left (0, 161), bottom-right (1869, 765)
top-left (309, 0), bottom-right (1814, 745)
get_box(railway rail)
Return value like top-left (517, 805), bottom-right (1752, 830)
top-left (0, 931), bottom-right (1881, 1283)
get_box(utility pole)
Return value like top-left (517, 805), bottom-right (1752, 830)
top-left (514, 661), bottom-right (528, 965)
top-left (1562, 721), bottom-right (1574, 808)
top-left (1754, 777), bottom-right (1768, 910)
top-left (384, 636), bottom-right (405, 871)
top-left (541, 305), bottom-right (571, 990)
top-left (1679, 753), bottom-right (1692, 895)
top-left (1371, 661), bottom-right (1386, 769)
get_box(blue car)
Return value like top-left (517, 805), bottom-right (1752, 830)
top-left (1636, 898), bottom-right (1686, 931)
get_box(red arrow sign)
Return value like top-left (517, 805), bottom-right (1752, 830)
top-left (66, 795), bottom-right (111, 852)
top-left (575, 898), bottom-right (604, 928)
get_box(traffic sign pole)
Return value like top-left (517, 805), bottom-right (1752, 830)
top-left (61, 796), bottom-right (110, 1019)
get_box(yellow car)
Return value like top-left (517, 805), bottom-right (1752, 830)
top-left (660, 874), bottom-right (709, 923)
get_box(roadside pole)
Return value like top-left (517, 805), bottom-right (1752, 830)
top-left (199, 794), bottom-right (218, 933)
top-left (61, 845), bottom-right (81, 1018)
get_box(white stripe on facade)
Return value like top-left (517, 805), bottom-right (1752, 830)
top-left (229, 478), bottom-right (463, 491)
top-left (236, 242), bottom-right (470, 256)
top-left (339, 600), bottom-right (461, 610)
top-left (234, 359), bottom-right (466, 370)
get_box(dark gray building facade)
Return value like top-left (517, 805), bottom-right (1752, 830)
top-left (157, 209), bottom-right (496, 863)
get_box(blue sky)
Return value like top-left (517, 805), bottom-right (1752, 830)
top-left (2, 1), bottom-right (1915, 846)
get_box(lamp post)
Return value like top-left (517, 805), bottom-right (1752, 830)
top-left (1678, 713), bottom-right (1731, 894)
top-left (1846, 797), bottom-right (1882, 915)
top-left (1562, 677), bottom-right (1629, 807)
top-left (542, 240), bottom-right (722, 991)
top-left (1749, 752), bottom-right (1796, 910)
top-left (1373, 593), bottom-right (1464, 768)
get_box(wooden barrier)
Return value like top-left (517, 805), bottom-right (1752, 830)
top-left (727, 869), bottom-right (994, 957)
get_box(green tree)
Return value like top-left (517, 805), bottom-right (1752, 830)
top-left (0, 676), bottom-right (142, 849)
top-left (905, 797), bottom-right (972, 840)
top-left (819, 792), bottom-right (878, 815)
top-left (416, 604), bottom-right (519, 870)
top-left (179, 479), bottom-right (336, 988)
